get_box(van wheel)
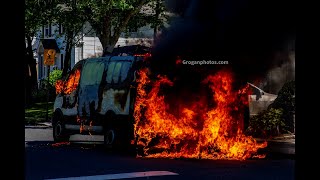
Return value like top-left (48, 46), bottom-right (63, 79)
top-left (103, 125), bottom-right (134, 154)
top-left (104, 129), bottom-right (115, 147)
top-left (52, 112), bottom-right (70, 142)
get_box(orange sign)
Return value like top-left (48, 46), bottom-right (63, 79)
top-left (44, 49), bottom-right (56, 66)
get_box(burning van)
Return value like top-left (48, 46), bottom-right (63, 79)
top-left (52, 52), bottom-right (269, 159)
top-left (52, 55), bottom-right (144, 149)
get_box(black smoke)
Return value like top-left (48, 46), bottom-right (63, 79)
top-left (150, 0), bottom-right (295, 87)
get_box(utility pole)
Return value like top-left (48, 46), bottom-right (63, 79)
top-left (46, 65), bottom-right (50, 122)
top-left (44, 48), bottom-right (56, 121)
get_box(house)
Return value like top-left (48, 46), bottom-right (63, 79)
top-left (75, 22), bottom-right (154, 60)
top-left (33, 23), bottom-right (76, 83)
top-left (32, 22), bottom-right (156, 85)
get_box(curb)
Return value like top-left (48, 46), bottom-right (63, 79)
top-left (25, 116), bottom-right (52, 127)
top-left (37, 122), bottom-right (52, 127)
top-left (255, 137), bottom-right (295, 156)
top-left (266, 141), bottom-right (295, 155)
top-left (25, 122), bottom-right (52, 128)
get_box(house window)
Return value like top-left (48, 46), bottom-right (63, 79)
top-left (45, 25), bottom-right (49, 37)
top-left (49, 24), bottom-right (52, 36)
top-left (59, 24), bottom-right (64, 34)
top-left (44, 24), bottom-right (52, 37)
top-left (61, 54), bottom-right (64, 69)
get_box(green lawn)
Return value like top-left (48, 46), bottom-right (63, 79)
top-left (25, 102), bottom-right (54, 125)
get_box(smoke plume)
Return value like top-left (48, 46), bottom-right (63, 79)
top-left (150, 0), bottom-right (295, 89)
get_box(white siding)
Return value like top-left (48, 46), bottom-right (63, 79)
top-left (33, 21), bottom-right (155, 83)
top-left (82, 37), bottom-right (103, 59)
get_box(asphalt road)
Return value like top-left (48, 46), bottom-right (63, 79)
top-left (25, 126), bottom-right (295, 180)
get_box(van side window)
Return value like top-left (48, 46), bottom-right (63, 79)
top-left (106, 62), bottom-right (116, 83)
top-left (81, 62), bottom-right (105, 85)
top-left (120, 62), bottom-right (131, 82)
top-left (112, 62), bottom-right (122, 83)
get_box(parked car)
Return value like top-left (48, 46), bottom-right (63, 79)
top-left (247, 82), bottom-right (278, 116)
top-left (52, 55), bottom-right (144, 149)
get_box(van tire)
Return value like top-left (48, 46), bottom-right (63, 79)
top-left (103, 128), bottom-right (116, 150)
top-left (52, 111), bottom-right (70, 142)
top-left (103, 125), bottom-right (132, 152)
top-left (103, 114), bottom-right (132, 152)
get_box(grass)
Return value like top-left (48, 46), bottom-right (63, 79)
top-left (25, 102), bottom-right (54, 125)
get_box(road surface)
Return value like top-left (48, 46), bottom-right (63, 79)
top-left (25, 126), bottom-right (295, 180)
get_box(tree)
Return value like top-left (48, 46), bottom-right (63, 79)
top-left (268, 81), bottom-right (295, 133)
top-left (150, 0), bottom-right (167, 41)
top-left (27, 0), bottom-right (168, 84)
top-left (25, 0), bottom-right (56, 106)
top-left (79, 0), bottom-right (168, 55)
top-left (54, 0), bottom-right (88, 77)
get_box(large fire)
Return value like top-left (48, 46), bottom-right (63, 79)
top-left (134, 68), bottom-right (267, 160)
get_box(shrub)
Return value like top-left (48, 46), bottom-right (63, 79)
top-left (268, 80), bottom-right (295, 133)
top-left (32, 69), bottom-right (63, 103)
top-left (246, 108), bottom-right (285, 138)
top-left (246, 81), bottom-right (295, 138)
top-left (49, 69), bottom-right (63, 86)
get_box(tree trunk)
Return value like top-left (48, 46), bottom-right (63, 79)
top-left (98, 11), bottom-right (113, 56)
top-left (62, 30), bottom-right (74, 77)
top-left (98, 0), bottom-right (147, 55)
top-left (25, 36), bottom-right (38, 106)
top-left (25, 52), bottom-right (31, 107)
top-left (153, 0), bottom-right (161, 41)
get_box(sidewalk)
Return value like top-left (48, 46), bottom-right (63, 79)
top-left (35, 122), bottom-right (52, 127)
top-left (255, 133), bottom-right (295, 156)
top-left (25, 118), bottom-right (52, 128)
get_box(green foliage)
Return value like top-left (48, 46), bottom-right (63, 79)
top-left (25, 102), bottom-right (54, 124)
top-left (79, 0), bottom-right (167, 50)
top-left (269, 80), bottom-right (295, 111)
top-left (33, 76), bottom-right (57, 103)
top-left (268, 80), bottom-right (295, 132)
top-left (247, 108), bottom-right (285, 138)
top-left (113, 0), bottom-right (134, 9)
top-left (246, 81), bottom-right (295, 137)
top-left (32, 86), bottom-right (56, 103)
top-left (49, 69), bottom-right (63, 86)
top-left (25, 0), bottom-right (57, 37)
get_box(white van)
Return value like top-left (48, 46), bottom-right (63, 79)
top-left (52, 55), bottom-right (144, 149)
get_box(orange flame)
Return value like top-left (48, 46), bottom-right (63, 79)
top-left (51, 142), bottom-right (70, 147)
top-left (89, 121), bottom-right (93, 136)
top-left (55, 69), bottom-right (81, 95)
top-left (134, 68), bottom-right (267, 160)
